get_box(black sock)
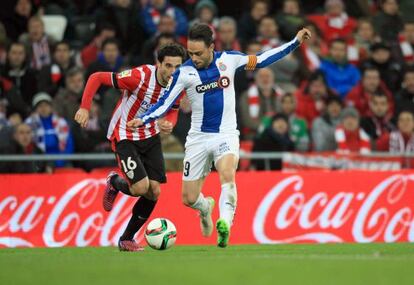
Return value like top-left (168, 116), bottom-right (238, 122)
top-left (110, 174), bottom-right (133, 196)
top-left (120, 197), bottom-right (157, 241)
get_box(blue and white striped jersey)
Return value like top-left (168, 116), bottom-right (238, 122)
top-left (139, 37), bottom-right (300, 135)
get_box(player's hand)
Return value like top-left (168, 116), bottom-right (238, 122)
top-left (296, 28), bottom-right (312, 44)
top-left (127, 118), bottom-right (144, 130)
top-left (74, 108), bottom-right (90, 128)
top-left (157, 119), bottom-right (173, 134)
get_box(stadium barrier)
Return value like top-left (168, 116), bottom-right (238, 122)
top-left (1, 170), bottom-right (414, 248)
top-left (0, 151), bottom-right (414, 170)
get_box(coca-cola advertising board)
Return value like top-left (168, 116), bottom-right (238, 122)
top-left (1, 171), bottom-right (414, 248)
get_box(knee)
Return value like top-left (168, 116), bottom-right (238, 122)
top-left (219, 168), bottom-right (236, 184)
top-left (182, 190), bottom-right (198, 207)
top-left (130, 178), bottom-right (150, 196)
top-left (146, 183), bottom-right (161, 201)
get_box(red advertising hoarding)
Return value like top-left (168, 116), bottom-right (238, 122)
top-left (1, 171), bottom-right (414, 247)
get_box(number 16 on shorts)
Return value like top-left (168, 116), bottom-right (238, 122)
top-left (121, 156), bottom-right (137, 179)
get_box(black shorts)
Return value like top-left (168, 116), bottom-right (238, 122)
top-left (114, 135), bottom-right (166, 185)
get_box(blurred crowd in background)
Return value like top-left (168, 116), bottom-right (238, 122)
top-left (1, 0), bottom-right (414, 173)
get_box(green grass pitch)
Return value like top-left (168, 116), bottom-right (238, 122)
top-left (1, 243), bottom-right (413, 285)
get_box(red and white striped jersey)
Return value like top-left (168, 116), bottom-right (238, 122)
top-left (107, 64), bottom-right (180, 142)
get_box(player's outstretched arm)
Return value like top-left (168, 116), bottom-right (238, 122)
top-left (127, 69), bottom-right (186, 129)
top-left (74, 72), bottom-right (113, 128)
top-left (235, 28), bottom-right (311, 71)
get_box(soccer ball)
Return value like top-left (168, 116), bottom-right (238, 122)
top-left (144, 218), bottom-right (177, 250)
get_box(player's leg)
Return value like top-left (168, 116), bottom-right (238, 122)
top-left (119, 180), bottom-right (160, 244)
top-left (182, 140), bottom-right (215, 237)
top-left (119, 135), bottom-right (166, 249)
top-left (104, 140), bottom-right (150, 211)
top-left (214, 136), bottom-right (240, 247)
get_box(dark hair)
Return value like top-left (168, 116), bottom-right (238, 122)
top-left (66, 67), bottom-right (83, 79)
top-left (188, 23), bottom-right (213, 46)
top-left (371, 91), bottom-right (388, 100)
top-left (398, 109), bottom-right (414, 119)
top-left (259, 16), bottom-right (277, 26)
top-left (281, 92), bottom-right (294, 101)
top-left (102, 38), bottom-right (120, 50)
top-left (362, 66), bottom-right (380, 76)
top-left (156, 32), bottom-right (176, 45)
top-left (95, 22), bottom-right (115, 36)
top-left (157, 43), bottom-right (187, 63)
top-left (403, 66), bottom-right (414, 77)
top-left (53, 41), bottom-right (70, 52)
top-left (7, 41), bottom-right (25, 52)
top-left (325, 95), bottom-right (343, 106)
top-left (251, 0), bottom-right (270, 9)
top-left (271, 113), bottom-right (289, 123)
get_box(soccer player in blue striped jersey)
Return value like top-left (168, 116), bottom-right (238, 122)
top-left (128, 24), bottom-right (311, 247)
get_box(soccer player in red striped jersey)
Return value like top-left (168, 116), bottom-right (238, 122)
top-left (74, 44), bottom-right (187, 251)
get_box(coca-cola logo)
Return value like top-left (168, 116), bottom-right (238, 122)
top-left (0, 179), bottom-right (142, 247)
top-left (253, 174), bottom-right (414, 243)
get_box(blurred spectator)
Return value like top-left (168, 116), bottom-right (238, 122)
top-left (238, 0), bottom-right (269, 46)
top-left (295, 70), bottom-right (338, 126)
top-left (53, 67), bottom-right (84, 122)
top-left (240, 68), bottom-right (284, 139)
top-left (0, 112), bottom-right (23, 150)
top-left (397, 21), bottom-right (414, 65)
top-left (335, 107), bottom-right (371, 154)
top-left (297, 21), bottom-right (329, 76)
top-left (347, 18), bottom-right (378, 65)
top-left (191, 0), bottom-right (219, 35)
top-left (141, 0), bottom-right (188, 37)
top-left (312, 96), bottom-right (343, 151)
top-left (234, 40), bottom-right (262, 96)
top-left (346, 67), bottom-right (394, 116)
top-left (279, 93), bottom-right (310, 151)
top-left (377, 111), bottom-right (414, 157)
top-left (25, 92), bottom-right (74, 167)
top-left (96, 0), bottom-right (143, 56)
top-left (19, 16), bottom-right (55, 71)
top-left (400, 0), bottom-right (414, 22)
top-left (252, 114), bottom-right (294, 170)
top-left (1, 42), bottom-right (37, 117)
top-left (160, 132), bottom-right (184, 171)
top-left (80, 23), bottom-right (116, 68)
top-left (256, 17), bottom-right (282, 51)
top-left (307, 0), bottom-right (357, 42)
top-left (154, 14), bottom-right (187, 46)
top-left (86, 38), bottom-right (125, 79)
top-left (0, 24), bottom-right (9, 65)
top-left (360, 42), bottom-right (402, 93)
top-left (38, 41), bottom-right (76, 97)
top-left (1, 0), bottom-right (33, 41)
top-left (215, 17), bottom-right (241, 52)
top-left (0, 123), bottom-right (51, 173)
top-left (372, 0), bottom-right (404, 43)
top-left (142, 33), bottom-right (177, 65)
top-left (275, 0), bottom-right (306, 41)
top-left (319, 38), bottom-right (361, 98)
top-left (256, 17), bottom-right (300, 92)
top-left (360, 93), bottom-right (395, 143)
top-left (71, 100), bottom-right (111, 170)
top-left (395, 67), bottom-right (414, 115)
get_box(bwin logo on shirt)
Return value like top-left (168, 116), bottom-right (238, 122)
top-left (196, 77), bottom-right (231, 93)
